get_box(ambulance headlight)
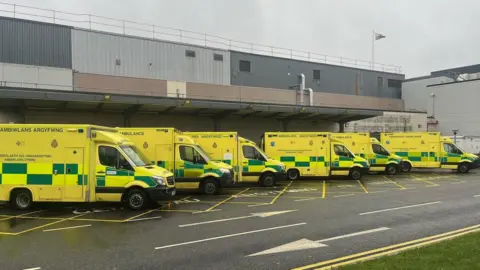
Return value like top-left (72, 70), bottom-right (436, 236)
top-left (152, 176), bottom-right (165, 185)
top-left (220, 168), bottom-right (231, 174)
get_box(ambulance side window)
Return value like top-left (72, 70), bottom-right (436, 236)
top-left (243, 146), bottom-right (266, 161)
top-left (334, 145), bottom-right (353, 158)
top-left (180, 146), bottom-right (206, 164)
top-left (99, 146), bottom-right (132, 170)
top-left (444, 143), bottom-right (462, 154)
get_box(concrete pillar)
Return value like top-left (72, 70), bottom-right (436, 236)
top-left (282, 120), bottom-right (289, 132)
top-left (338, 121), bottom-right (345, 133)
top-left (213, 117), bottom-right (221, 131)
top-left (0, 111), bottom-right (25, 124)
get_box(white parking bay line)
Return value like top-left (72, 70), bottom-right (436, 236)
top-left (23, 267), bottom-right (41, 270)
top-left (474, 195), bottom-right (480, 198)
top-left (43, 224), bottom-right (91, 232)
top-left (334, 194), bottom-right (354, 198)
top-left (154, 222), bottom-right (307, 250)
top-left (315, 227), bottom-right (390, 243)
top-left (294, 198), bottom-right (316, 202)
top-left (359, 201), bottom-right (441, 216)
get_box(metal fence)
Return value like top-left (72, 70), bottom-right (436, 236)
top-left (0, 2), bottom-right (402, 74)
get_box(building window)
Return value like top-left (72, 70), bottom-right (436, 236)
top-left (313, 70), bottom-right (321, 80)
top-left (388, 79), bottom-right (402, 88)
top-left (185, 50), bottom-right (196, 58)
top-left (377, 76), bottom-right (384, 87)
top-left (213, 53), bottom-right (223, 61)
top-left (239, 60), bottom-right (251, 72)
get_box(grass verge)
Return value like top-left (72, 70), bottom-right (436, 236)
top-left (342, 231), bottom-right (480, 269)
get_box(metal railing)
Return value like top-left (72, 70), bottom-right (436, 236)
top-left (0, 2), bottom-right (402, 74)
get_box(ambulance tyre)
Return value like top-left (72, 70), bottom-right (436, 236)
top-left (260, 172), bottom-right (275, 187)
top-left (385, 164), bottom-right (397, 175)
top-left (125, 189), bottom-right (149, 210)
top-left (202, 178), bottom-right (219, 195)
top-left (349, 168), bottom-right (362, 180)
top-left (287, 169), bottom-right (300, 180)
top-left (402, 162), bottom-right (412, 172)
top-left (11, 189), bottom-right (33, 210)
top-left (457, 162), bottom-right (470, 174)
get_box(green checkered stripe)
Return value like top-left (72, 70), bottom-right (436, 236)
top-left (394, 152), bottom-right (438, 162)
top-left (174, 163), bottom-right (222, 177)
top-left (96, 167), bottom-right (156, 187)
top-left (0, 163), bottom-right (87, 185)
top-left (279, 156), bottom-right (329, 168)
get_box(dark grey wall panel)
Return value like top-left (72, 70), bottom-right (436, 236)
top-left (230, 51), bottom-right (405, 99)
top-left (0, 17), bottom-right (72, 68)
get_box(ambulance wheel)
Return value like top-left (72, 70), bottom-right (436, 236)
top-left (11, 189), bottom-right (33, 210)
top-left (202, 178), bottom-right (219, 195)
top-left (402, 162), bottom-right (412, 172)
top-left (349, 168), bottom-right (362, 180)
top-left (287, 169), bottom-right (300, 180)
top-left (385, 164), bottom-right (397, 175)
top-left (126, 189), bottom-right (148, 210)
top-left (457, 163), bottom-right (470, 174)
top-left (260, 172), bottom-right (275, 187)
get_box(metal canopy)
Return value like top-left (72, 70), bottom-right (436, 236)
top-left (0, 87), bottom-right (384, 122)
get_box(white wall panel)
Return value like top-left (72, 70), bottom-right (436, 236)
top-left (402, 76), bottom-right (453, 112)
top-left (0, 63), bottom-right (72, 90)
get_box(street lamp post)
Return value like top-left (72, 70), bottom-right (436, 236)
top-left (452, 129), bottom-right (459, 144)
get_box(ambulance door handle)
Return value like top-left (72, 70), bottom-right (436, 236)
top-left (53, 170), bottom-right (58, 175)
top-left (179, 166), bottom-right (184, 168)
top-left (97, 171), bottom-right (105, 174)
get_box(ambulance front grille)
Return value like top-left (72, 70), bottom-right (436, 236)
top-left (167, 176), bottom-right (175, 185)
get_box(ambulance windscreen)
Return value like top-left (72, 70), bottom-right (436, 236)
top-left (120, 145), bottom-right (151, 166)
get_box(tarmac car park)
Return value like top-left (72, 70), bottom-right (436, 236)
top-left (1, 170), bottom-right (480, 269)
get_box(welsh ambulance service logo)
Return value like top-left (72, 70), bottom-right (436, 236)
top-left (352, 142), bottom-right (356, 146)
top-left (51, 139), bottom-right (58, 148)
top-left (213, 142), bottom-right (217, 148)
top-left (143, 142), bottom-right (149, 149)
top-left (309, 140), bottom-right (313, 146)
top-left (270, 141), bottom-right (276, 147)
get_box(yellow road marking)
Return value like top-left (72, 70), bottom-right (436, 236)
top-left (0, 210), bottom-right (45, 221)
top-left (269, 181), bottom-right (292, 204)
top-left (322, 181), bottom-right (326, 198)
top-left (357, 180), bottom-right (368, 193)
top-left (123, 208), bottom-right (159, 222)
top-left (293, 223), bottom-right (480, 270)
top-left (155, 209), bottom-right (202, 213)
top-left (15, 213), bottom-right (91, 235)
top-left (383, 176), bottom-right (406, 189)
top-left (411, 174), bottom-right (438, 186)
top-left (205, 188), bottom-right (250, 212)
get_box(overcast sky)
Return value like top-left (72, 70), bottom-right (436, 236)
top-left (5, 0), bottom-right (480, 78)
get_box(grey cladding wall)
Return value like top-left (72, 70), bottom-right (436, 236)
top-left (0, 17), bottom-right (72, 68)
top-left (72, 29), bottom-right (230, 85)
top-left (230, 51), bottom-right (404, 99)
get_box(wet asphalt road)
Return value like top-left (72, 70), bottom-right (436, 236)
top-left (1, 171), bottom-right (480, 270)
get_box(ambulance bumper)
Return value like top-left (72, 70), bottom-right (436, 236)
top-left (361, 167), bottom-right (370, 175)
top-left (274, 171), bottom-right (287, 181)
top-left (147, 186), bottom-right (177, 201)
top-left (219, 171), bottom-right (235, 187)
top-left (470, 159), bottom-right (480, 169)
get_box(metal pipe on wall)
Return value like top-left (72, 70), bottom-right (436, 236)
top-left (299, 73), bottom-right (305, 105)
top-left (306, 88), bottom-right (313, 106)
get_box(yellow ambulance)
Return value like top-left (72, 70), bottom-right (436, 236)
top-left (332, 133), bottom-right (402, 175)
top-left (185, 132), bottom-right (286, 187)
top-left (381, 132), bottom-right (480, 173)
top-left (0, 124), bottom-right (175, 210)
top-left (262, 132), bottom-right (369, 180)
top-left (119, 128), bottom-right (234, 195)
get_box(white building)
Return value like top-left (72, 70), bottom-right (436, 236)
top-left (345, 111), bottom-right (427, 133)
top-left (401, 64), bottom-right (480, 137)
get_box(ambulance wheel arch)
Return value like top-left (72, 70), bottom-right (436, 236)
top-left (457, 162), bottom-right (471, 174)
top-left (10, 188), bottom-right (34, 210)
top-left (120, 187), bottom-right (150, 210)
top-left (200, 177), bottom-right (220, 195)
top-left (401, 160), bottom-right (413, 172)
top-left (287, 168), bottom-right (300, 180)
top-left (348, 165), bottom-right (363, 180)
top-left (259, 171), bottom-right (275, 187)
top-left (385, 162), bottom-right (398, 175)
